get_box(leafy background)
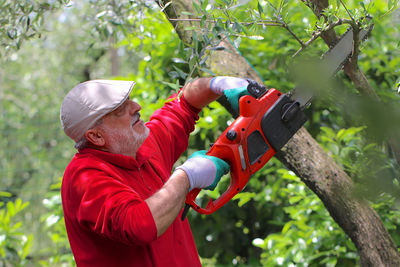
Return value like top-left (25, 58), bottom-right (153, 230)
top-left (1, 0), bottom-right (399, 266)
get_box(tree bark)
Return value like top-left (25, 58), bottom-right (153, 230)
top-left (158, 0), bottom-right (400, 266)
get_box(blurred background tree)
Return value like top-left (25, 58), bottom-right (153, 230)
top-left (0, 0), bottom-right (399, 266)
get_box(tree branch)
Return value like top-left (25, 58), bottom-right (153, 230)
top-left (281, 22), bottom-right (306, 47)
top-left (292, 18), bottom-right (353, 57)
top-left (167, 18), bottom-right (283, 27)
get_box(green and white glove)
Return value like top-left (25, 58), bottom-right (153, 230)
top-left (210, 76), bottom-right (250, 113)
top-left (176, 150), bottom-right (230, 191)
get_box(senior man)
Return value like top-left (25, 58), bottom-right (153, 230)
top-left (60, 77), bottom-right (249, 266)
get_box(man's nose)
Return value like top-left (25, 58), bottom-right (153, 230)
top-left (128, 100), bottom-right (141, 115)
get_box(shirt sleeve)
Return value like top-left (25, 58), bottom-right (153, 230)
top-left (68, 165), bottom-right (158, 246)
top-left (145, 91), bottom-right (200, 171)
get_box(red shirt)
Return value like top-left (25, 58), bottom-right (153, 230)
top-left (61, 94), bottom-right (202, 267)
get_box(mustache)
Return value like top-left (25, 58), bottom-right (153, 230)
top-left (131, 112), bottom-right (141, 126)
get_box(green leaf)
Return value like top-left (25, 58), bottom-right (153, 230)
top-left (7, 29), bottom-right (17, 40)
top-left (0, 192), bottom-right (12, 197)
top-left (184, 26), bottom-right (197, 31)
top-left (320, 126), bottom-right (335, 138)
top-left (160, 81), bottom-right (181, 90)
top-left (172, 65), bottom-right (188, 79)
top-left (181, 11), bottom-right (194, 16)
top-left (388, 0), bottom-right (394, 9)
top-left (336, 128), bottom-right (346, 141)
top-left (201, 0), bottom-right (209, 11)
top-left (200, 14), bottom-right (207, 28)
top-left (257, 1), bottom-right (264, 15)
top-left (363, 143), bottom-right (377, 152)
top-left (232, 192), bottom-right (256, 207)
top-left (360, 2), bottom-right (366, 12)
top-left (281, 221), bottom-right (294, 234)
top-left (289, 195), bottom-right (303, 204)
top-left (200, 67), bottom-right (216, 76)
top-left (247, 35), bottom-right (264, 40)
top-left (20, 234), bottom-right (33, 259)
top-left (192, 1), bottom-right (201, 13)
top-left (222, 18), bottom-right (230, 31)
top-left (7, 201), bottom-right (15, 217)
top-left (207, 46), bottom-right (226, 51)
top-left (171, 58), bottom-right (187, 64)
top-left (160, 1), bottom-right (172, 12)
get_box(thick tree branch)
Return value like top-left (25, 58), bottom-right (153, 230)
top-left (156, 0), bottom-right (195, 45)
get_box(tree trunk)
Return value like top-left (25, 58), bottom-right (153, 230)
top-left (159, 0), bottom-right (400, 266)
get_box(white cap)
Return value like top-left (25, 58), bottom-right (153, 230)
top-left (60, 80), bottom-right (135, 142)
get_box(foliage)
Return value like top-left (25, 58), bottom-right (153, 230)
top-left (318, 126), bottom-right (400, 198)
top-left (0, 0), bottom-right (400, 266)
top-left (371, 194), bottom-right (400, 246)
top-left (40, 180), bottom-right (74, 266)
top-left (0, 192), bottom-right (33, 266)
top-left (0, 0), bottom-right (70, 56)
top-left (253, 169), bottom-right (358, 267)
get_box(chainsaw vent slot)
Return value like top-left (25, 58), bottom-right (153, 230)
top-left (247, 130), bottom-right (269, 165)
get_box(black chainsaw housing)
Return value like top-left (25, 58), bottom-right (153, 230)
top-left (261, 94), bottom-right (307, 151)
top-left (247, 130), bottom-right (270, 165)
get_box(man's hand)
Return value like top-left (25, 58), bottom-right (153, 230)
top-left (176, 150), bottom-right (230, 191)
top-left (210, 76), bottom-right (250, 113)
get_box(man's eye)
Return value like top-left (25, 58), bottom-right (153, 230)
top-left (114, 106), bottom-right (126, 116)
top-left (114, 100), bottom-right (130, 116)
top-left (116, 109), bottom-right (125, 116)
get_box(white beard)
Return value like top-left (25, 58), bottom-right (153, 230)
top-left (101, 123), bottom-right (150, 157)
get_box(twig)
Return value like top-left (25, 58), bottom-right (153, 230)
top-left (339, 0), bottom-right (356, 24)
top-left (291, 32), bottom-right (318, 58)
top-left (167, 18), bottom-right (308, 49)
top-left (292, 18), bottom-right (353, 58)
top-left (282, 23), bottom-right (305, 48)
top-left (167, 18), bottom-right (283, 27)
top-left (278, 0), bottom-right (288, 14)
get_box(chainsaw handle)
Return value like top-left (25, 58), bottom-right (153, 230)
top-left (184, 170), bottom-right (249, 215)
top-left (184, 141), bottom-right (251, 215)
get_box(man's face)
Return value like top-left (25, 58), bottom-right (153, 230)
top-left (97, 99), bottom-right (149, 157)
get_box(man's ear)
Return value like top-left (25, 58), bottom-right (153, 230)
top-left (85, 128), bottom-right (105, 147)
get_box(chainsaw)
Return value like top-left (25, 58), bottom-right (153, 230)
top-left (182, 20), bottom-right (373, 219)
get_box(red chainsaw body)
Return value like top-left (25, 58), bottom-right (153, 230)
top-left (185, 88), bottom-right (283, 214)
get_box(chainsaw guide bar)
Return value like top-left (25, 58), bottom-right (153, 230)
top-left (291, 18), bottom-right (374, 108)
